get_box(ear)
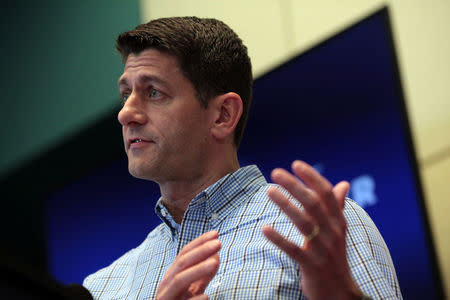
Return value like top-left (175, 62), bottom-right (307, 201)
top-left (210, 92), bottom-right (243, 143)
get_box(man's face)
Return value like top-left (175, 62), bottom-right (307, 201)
top-left (117, 48), bottom-right (212, 183)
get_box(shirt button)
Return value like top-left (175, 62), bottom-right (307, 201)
top-left (211, 212), bottom-right (219, 220)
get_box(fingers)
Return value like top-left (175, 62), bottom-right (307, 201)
top-left (262, 225), bottom-right (324, 268)
top-left (189, 295), bottom-right (209, 300)
top-left (168, 233), bottom-right (220, 278)
top-left (333, 181), bottom-right (350, 210)
top-left (271, 161), bottom-right (347, 226)
top-left (178, 230), bottom-right (219, 256)
top-left (264, 161), bottom-right (357, 300)
top-left (187, 253), bottom-right (220, 295)
top-left (163, 231), bottom-right (220, 281)
top-left (161, 255), bottom-right (219, 299)
top-left (267, 186), bottom-right (315, 237)
top-left (262, 225), bottom-right (305, 263)
top-left (291, 160), bottom-right (341, 218)
top-left (270, 168), bottom-right (322, 218)
top-left (266, 160), bottom-right (349, 264)
top-left (157, 231), bottom-right (221, 300)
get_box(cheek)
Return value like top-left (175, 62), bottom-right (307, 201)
top-left (169, 117), bottom-right (207, 150)
top-left (158, 104), bottom-right (211, 148)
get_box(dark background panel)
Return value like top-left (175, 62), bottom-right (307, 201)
top-left (0, 0), bottom-right (140, 273)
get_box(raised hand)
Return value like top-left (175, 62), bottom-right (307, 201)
top-left (156, 231), bottom-right (221, 300)
top-left (262, 160), bottom-right (362, 300)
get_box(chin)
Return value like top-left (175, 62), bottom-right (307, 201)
top-left (129, 170), bottom-right (146, 180)
top-left (128, 163), bottom-right (148, 180)
top-left (128, 162), bottom-right (159, 182)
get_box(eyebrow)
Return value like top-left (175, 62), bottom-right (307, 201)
top-left (118, 74), bottom-right (168, 89)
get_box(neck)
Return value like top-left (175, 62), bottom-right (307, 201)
top-left (159, 153), bottom-right (240, 224)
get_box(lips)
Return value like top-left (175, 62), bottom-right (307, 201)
top-left (128, 137), bottom-right (153, 149)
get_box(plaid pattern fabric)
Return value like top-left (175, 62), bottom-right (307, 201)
top-left (83, 165), bottom-right (402, 299)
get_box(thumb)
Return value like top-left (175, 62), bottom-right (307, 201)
top-left (333, 181), bottom-right (350, 210)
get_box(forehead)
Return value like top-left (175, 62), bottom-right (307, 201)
top-left (119, 48), bottom-right (182, 85)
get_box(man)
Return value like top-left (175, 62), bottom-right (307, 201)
top-left (84, 17), bottom-right (402, 299)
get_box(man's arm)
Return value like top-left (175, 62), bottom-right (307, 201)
top-left (262, 160), bottom-right (365, 300)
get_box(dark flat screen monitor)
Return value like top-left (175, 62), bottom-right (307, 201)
top-left (45, 7), bottom-right (444, 299)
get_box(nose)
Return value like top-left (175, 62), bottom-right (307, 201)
top-left (117, 92), bottom-right (148, 127)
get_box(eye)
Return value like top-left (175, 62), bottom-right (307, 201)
top-left (149, 89), bottom-right (162, 99)
top-left (121, 93), bottom-right (130, 104)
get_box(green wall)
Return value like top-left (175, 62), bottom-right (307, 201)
top-left (0, 1), bottom-right (140, 177)
top-left (0, 0), bottom-right (140, 272)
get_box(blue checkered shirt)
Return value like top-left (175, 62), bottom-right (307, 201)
top-left (83, 165), bottom-right (402, 299)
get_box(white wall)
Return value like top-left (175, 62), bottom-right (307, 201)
top-left (140, 0), bottom-right (450, 297)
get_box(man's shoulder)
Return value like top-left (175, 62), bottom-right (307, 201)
top-left (82, 223), bottom-right (165, 288)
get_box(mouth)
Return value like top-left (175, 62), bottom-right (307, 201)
top-left (128, 137), bottom-right (153, 149)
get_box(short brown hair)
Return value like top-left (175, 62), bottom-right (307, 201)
top-left (116, 17), bottom-right (253, 147)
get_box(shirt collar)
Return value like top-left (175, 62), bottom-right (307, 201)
top-left (192, 165), bottom-right (267, 227)
top-left (155, 199), bottom-right (181, 236)
top-left (155, 165), bottom-right (267, 232)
